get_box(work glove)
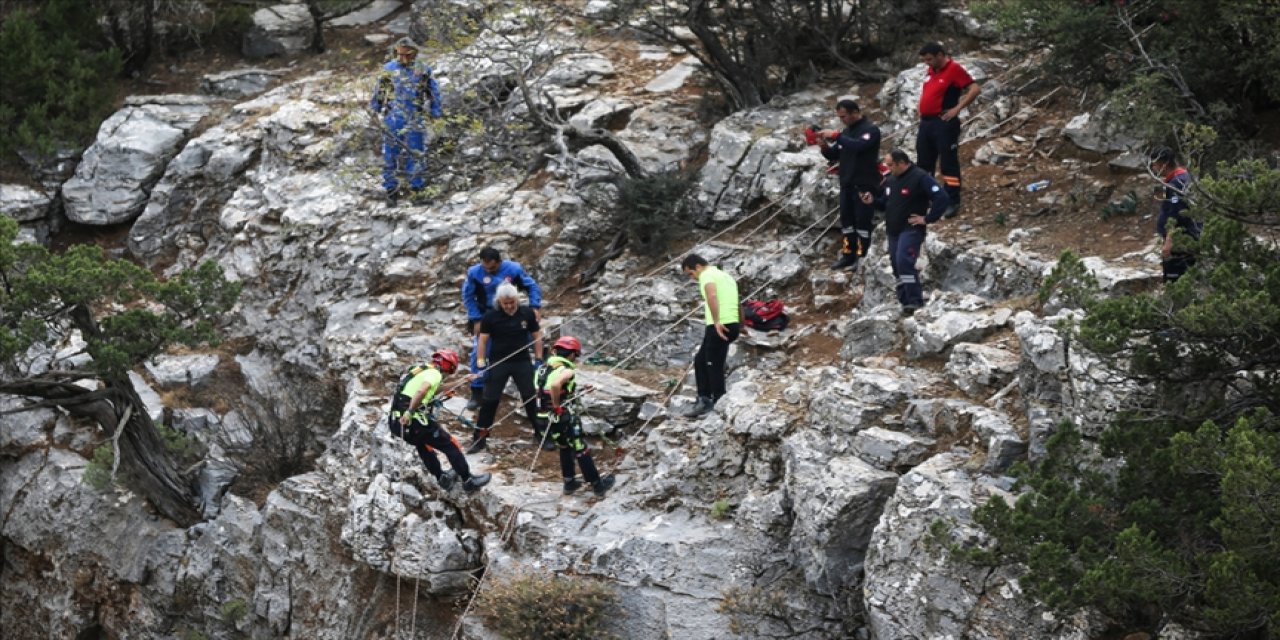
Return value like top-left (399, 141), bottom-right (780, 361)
top-left (804, 126), bottom-right (820, 146)
top-left (533, 358), bottom-right (544, 369)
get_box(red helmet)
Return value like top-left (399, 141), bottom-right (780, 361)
top-left (553, 336), bottom-right (581, 354)
top-left (431, 349), bottom-right (460, 374)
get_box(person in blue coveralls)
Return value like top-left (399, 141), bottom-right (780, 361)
top-left (370, 37), bottom-right (442, 205)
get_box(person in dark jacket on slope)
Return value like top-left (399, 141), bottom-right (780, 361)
top-left (861, 149), bottom-right (951, 316)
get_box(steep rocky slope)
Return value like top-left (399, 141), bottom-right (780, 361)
top-left (1, 2), bottom-right (1177, 638)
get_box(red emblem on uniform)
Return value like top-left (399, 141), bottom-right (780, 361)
top-left (901, 188), bottom-right (910, 196)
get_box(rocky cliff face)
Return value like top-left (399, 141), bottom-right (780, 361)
top-left (1, 3), bottom-right (1169, 639)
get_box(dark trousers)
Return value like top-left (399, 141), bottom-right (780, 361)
top-left (390, 417), bottom-right (472, 480)
top-left (888, 229), bottom-right (926, 308)
top-left (839, 184), bottom-right (877, 258)
top-left (549, 414), bottom-right (602, 483)
top-left (917, 117), bottom-right (963, 204)
top-left (477, 357), bottom-right (539, 432)
top-left (694, 323), bottom-right (741, 401)
top-left (1162, 252), bottom-right (1196, 283)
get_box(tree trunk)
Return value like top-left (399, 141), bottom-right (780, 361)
top-left (0, 377), bottom-right (200, 526)
top-left (685, 0), bottom-right (767, 109)
top-left (562, 127), bottom-right (649, 179)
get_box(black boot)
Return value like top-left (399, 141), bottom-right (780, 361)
top-left (830, 252), bottom-right (860, 270)
top-left (942, 202), bottom-right (962, 219)
top-left (683, 396), bottom-right (714, 418)
top-left (466, 429), bottom-right (489, 453)
top-left (466, 387), bottom-right (483, 411)
top-left (563, 478), bottom-right (583, 494)
top-left (463, 472), bottom-right (491, 492)
top-left (592, 475), bottom-right (616, 497)
top-left (437, 470), bottom-right (458, 491)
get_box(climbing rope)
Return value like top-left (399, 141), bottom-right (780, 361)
top-left (427, 196), bottom-right (792, 421)
top-left (444, 204), bottom-right (838, 639)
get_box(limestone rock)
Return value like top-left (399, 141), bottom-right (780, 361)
top-left (341, 474), bottom-right (480, 594)
top-left (946, 342), bottom-right (1021, 396)
top-left (327, 0), bottom-right (401, 26)
top-left (785, 431), bottom-right (899, 595)
top-left (200, 68), bottom-right (288, 98)
top-left (146, 354), bottom-right (221, 387)
top-left (1014, 311), bottom-right (1148, 458)
top-left (62, 96), bottom-right (212, 225)
top-left (905, 398), bottom-right (1027, 473)
top-left (841, 304), bottom-right (905, 359)
top-left (127, 371), bottom-right (167, 424)
top-left (128, 122), bottom-right (260, 264)
top-left (243, 4), bottom-right (315, 59)
top-left (928, 234), bottom-right (1048, 301)
top-left (851, 426), bottom-right (935, 471)
top-left (1063, 110), bottom-right (1138, 153)
top-left (0, 184), bottom-right (51, 222)
top-left (644, 56), bottom-right (701, 93)
top-left (905, 295), bottom-right (1014, 358)
top-left (865, 453), bottom-right (1104, 640)
top-left (577, 370), bottom-right (659, 427)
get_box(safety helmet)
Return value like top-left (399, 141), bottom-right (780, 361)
top-left (431, 349), bottom-right (460, 374)
top-left (552, 336), bottom-right (582, 354)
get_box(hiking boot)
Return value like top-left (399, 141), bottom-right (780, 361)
top-left (563, 478), bottom-right (583, 495)
top-left (942, 202), bottom-right (962, 219)
top-left (466, 435), bottom-right (488, 454)
top-left (437, 470), bottom-right (458, 491)
top-left (465, 387), bottom-right (483, 411)
top-left (830, 253), bottom-right (860, 270)
top-left (592, 475), bottom-right (616, 497)
top-left (901, 305), bottom-right (920, 318)
top-left (463, 472), bottom-right (491, 492)
top-left (683, 396), bottom-right (714, 419)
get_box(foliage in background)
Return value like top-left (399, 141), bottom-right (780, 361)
top-left (1037, 250), bottom-right (1099, 310)
top-left (608, 0), bottom-right (942, 110)
top-left (0, 0), bottom-right (123, 162)
top-left (613, 170), bottom-right (695, 255)
top-left (0, 217), bottom-right (241, 524)
top-left (475, 570), bottom-right (618, 640)
top-left (974, 0), bottom-right (1280, 154)
top-left (969, 160), bottom-right (1280, 638)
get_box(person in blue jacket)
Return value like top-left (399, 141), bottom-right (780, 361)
top-left (370, 37), bottom-right (442, 205)
top-left (461, 246), bottom-right (543, 409)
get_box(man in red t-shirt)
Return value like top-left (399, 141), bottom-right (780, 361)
top-left (916, 42), bottom-right (981, 218)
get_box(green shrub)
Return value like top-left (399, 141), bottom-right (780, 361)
top-left (974, 0), bottom-right (1280, 149)
top-left (82, 442), bottom-right (117, 492)
top-left (0, 0), bottom-right (122, 163)
top-left (709, 499), bottom-right (733, 520)
top-left (966, 160), bottom-right (1280, 638)
top-left (220, 598), bottom-right (249, 626)
top-left (475, 569), bottom-right (617, 639)
top-left (1037, 249), bottom-right (1099, 309)
top-left (157, 423), bottom-right (201, 461)
top-left (613, 170), bottom-right (694, 255)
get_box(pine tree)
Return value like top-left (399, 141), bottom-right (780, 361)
top-left (969, 158), bottom-right (1280, 638)
top-left (0, 218), bottom-right (241, 525)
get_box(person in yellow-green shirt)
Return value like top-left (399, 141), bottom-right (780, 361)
top-left (680, 254), bottom-right (741, 418)
top-left (389, 350), bottom-right (491, 492)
